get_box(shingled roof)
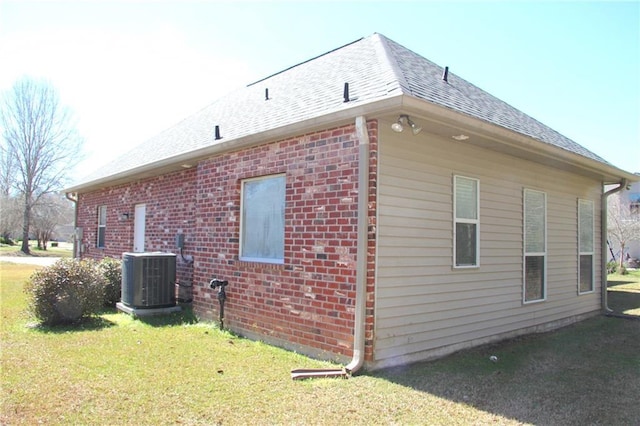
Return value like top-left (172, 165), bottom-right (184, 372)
top-left (71, 33), bottom-right (615, 190)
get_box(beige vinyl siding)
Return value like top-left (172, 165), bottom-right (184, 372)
top-left (375, 126), bottom-right (602, 366)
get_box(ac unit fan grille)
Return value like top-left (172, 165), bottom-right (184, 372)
top-left (121, 253), bottom-right (176, 309)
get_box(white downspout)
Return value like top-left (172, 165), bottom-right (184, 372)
top-left (601, 179), bottom-right (627, 313)
top-left (344, 115), bottom-right (370, 374)
top-left (291, 116), bottom-right (370, 379)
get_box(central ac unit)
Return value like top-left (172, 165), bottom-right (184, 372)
top-left (121, 252), bottom-right (176, 309)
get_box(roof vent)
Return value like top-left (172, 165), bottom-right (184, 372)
top-left (265, 88), bottom-right (270, 101)
top-left (343, 82), bottom-right (350, 102)
top-left (214, 125), bottom-right (221, 140)
top-left (442, 66), bottom-right (449, 82)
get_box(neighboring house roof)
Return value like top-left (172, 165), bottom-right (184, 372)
top-left (67, 33), bottom-right (630, 192)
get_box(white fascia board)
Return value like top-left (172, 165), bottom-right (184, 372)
top-left (65, 95), bottom-right (405, 194)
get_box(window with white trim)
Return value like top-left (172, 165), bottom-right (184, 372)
top-left (454, 175), bottom-right (479, 268)
top-left (240, 174), bottom-right (285, 263)
top-left (97, 205), bottom-right (106, 248)
top-left (578, 199), bottom-right (594, 294)
top-left (524, 189), bottom-right (546, 302)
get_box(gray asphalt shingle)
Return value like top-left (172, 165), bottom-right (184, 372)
top-left (76, 33), bottom-right (608, 186)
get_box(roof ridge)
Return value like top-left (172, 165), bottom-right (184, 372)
top-left (371, 33), bottom-right (411, 95)
top-left (247, 36), bottom-right (365, 87)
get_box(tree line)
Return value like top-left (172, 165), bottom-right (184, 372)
top-left (1, 77), bottom-right (81, 253)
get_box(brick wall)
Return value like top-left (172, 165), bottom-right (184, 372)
top-left (76, 120), bottom-right (378, 361)
top-left (77, 168), bottom-right (197, 285)
top-left (191, 121), bottom-right (379, 359)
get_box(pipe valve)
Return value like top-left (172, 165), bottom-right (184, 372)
top-left (209, 279), bottom-right (229, 329)
top-left (210, 279), bottom-right (228, 301)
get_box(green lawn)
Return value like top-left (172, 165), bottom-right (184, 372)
top-left (0, 241), bottom-right (72, 258)
top-left (1, 262), bottom-right (639, 425)
top-left (608, 269), bottom-right (640, 316)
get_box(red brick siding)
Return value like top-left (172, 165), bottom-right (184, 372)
top-left (77, 168), bottom-right (197, 284)
top-left (76, 121), bottom-right (379, 361)
top-left (193, 124), bottom-right (364, 357)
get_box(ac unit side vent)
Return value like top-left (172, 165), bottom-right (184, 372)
top-left (121, 252), bottom-right (177, 309)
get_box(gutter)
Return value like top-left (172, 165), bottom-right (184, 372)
top-left (64, 97), bottom-right (403, 194)
top-left (291, 115), bottom-right (370, 380)
top-left (601, 179), bottom-right (627, 313)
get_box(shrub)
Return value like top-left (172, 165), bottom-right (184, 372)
top-left (0, 236), bottom-right (14, 245)
top-left (98, 257), bottom-right (122, 307)
top-left (607, 261), bottom-right (618, 275)
top-left (25, 259), bottom-right (106, 326)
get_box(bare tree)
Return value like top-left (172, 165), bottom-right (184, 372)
top-left (0, 196), bottom-right (21, 242)
top-left (31, 193), bottom-right (73, 250)
top-left (0, 143), bottom-right (19, 241)
top-left (608, 193), bottom-right (640, 269)
top-left (0, 141), bottom-right (14, 197)
top-left (0, 77), bottom-right (82, 253)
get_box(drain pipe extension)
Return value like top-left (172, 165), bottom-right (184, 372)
top-left (601, 179), bottom-right (627, 313)
top-left (291, 116), bottom-right (370, 380)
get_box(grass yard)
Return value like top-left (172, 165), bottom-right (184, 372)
top-left (1, 262), bottom-right (639, 425)
top-left (0, 241), bottom-right (73, 258)
top-left (608, 269), bottom-right (640, 316)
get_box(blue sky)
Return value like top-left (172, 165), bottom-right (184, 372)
top-left (1, 1), bottom-right (638, 176)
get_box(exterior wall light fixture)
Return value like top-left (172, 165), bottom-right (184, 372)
top-left (391, 114), bottom-right (422, 135)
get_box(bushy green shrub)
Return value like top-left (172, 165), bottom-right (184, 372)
top-left (25, 259), bottom-right (106, 326)
top-left (607, 261), bottom-right (618, 275)
top-left (98, 257), bottom-right (122, 307)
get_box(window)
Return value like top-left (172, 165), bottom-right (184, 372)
top-left (97, 205), bottom-right (106, 248)
top-left (454, 175), bottom-right (479, 267)
top-left (240, 174), bottom-right (286, 263)
top-left (524, 189), bottom-right (546, 302)
top-left (578, 199), bottom-right (594, 294)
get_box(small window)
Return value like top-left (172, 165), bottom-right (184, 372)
top-left (240, 174), bottom-right (285, 263)
top-left (454, 175), bottom-right (479, 268)
top-left (524, 189), bottom-right (546, 303)
top-left (97, 205), bottom-right (107, 248)
top-left (578, 199), bottom-right (594, 294)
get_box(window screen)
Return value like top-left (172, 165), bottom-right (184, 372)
top-left (578, 199), bottom-right (594, 293)
top-left (240, 175), bottom-right (285, 263)
top-left (454, 176), bottom-right (479, 267)
top-left (524, 189), bottom-right (546, 302)
top-left (97, 205), bottom-right (106, 248)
